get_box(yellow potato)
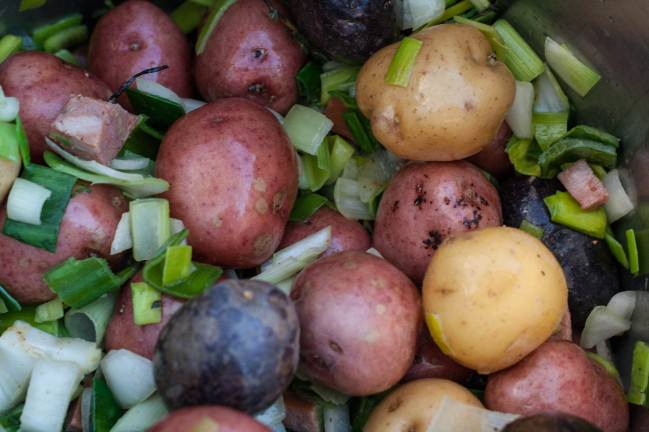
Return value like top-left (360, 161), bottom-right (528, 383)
top-left (356, 24), bottom-right (515, 161)
top-left (422, 227), bottom-right (567, 374)
top-left (364, 378), bottom-right (482, 432)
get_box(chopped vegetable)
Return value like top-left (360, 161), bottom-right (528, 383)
top-left (162, 245), bottom-right (193, 286)
top-left (0, 122), bottom-right (22, 203)
top-left (0, 93), bottom-right (20, 123)
top-left (171, 0), bottom-right (208, 33)
top-left (605, 229), bottom-right (629, 269)
top-left (342, 110), bottom-right (379, 153)
top-left (398, 0), bottom-right (445, 30)
top-left (16, 117), bottom-right (30, 167)
top-left (563, 125), bottom-right (620, 148)
top-left (6, 178), bottom-right (52, 226)
top-left (505, 136), bottom-right (541, 177)
top-left (602, 169), bottom-right (634, 223)
top-left (195, 0), bottom-right (237, 55)
top-left (290, 193), bottom-right (329, 222)
top-left (452, 16), bottom-right (507, 59)
top-left (428, 0), bottom-right (473, 26)
top-left (109, 395), bottom-right (168, 432)
top-left (296, 62), bottom-right (323, 106)
top-left (135, 77), bottom-right (184, 108)
top-left (320, 66), bottom-right (359, 106)
top-left (585, 352), bottom-right (621, 383)
top-left (519, 220), bottom-right (544, 239)
top-left (580, 305), bottom-right (630, 349)
top-left (626, 229), bottom-right (640, 274)
top-left (43, 25), bottom-right (88, 53)
top-left (544, 191), bottom-right (607, 239)
top-left (534, 65), bottom-right (570, 112)
top-left (329, 135), bottom-right (355, 182)
top-left (130, 198), bottom-right (171, 262)
top-left (334, 177), bottom-right (374, 220)
top-left (19, 0), bottom-right (47, 12)
top-left (110, 213), bottom-right (132, 255)
top-left (538, 138), bottom-right (617, 178)
top-left (533, 112), bottom-right (569, 150)
top-left (32, 13), bottom-right (82, 45)
top-left (53, 48), bottom-right (79, 65)
top-left (545, 36), bottom-right (601, 97)
top-left (384, 37), bottom-right (423, 87)
top-left (131, 282), bottom-right (162, 326)
top-left (493, 19), bottom-right (544, 81)
top-left (506, 81), bottom-right (534, 139)
top-left (301, 152), bottom-right (329, 192)
top-left (0, 35), bottom-right (22, 63)
top-left (607, 291), bottom-right (637, 321)
top-left (126, 88), bottom-right (185, 130)
top-left (92, 374), bottom-right (124, 432)
top-left (629, 340), bottom-right (649, 406)
top-left (101, 350), bottom-right (156, 409)
top-left (142, 252), bottom-right (222, 299)
top-left (283, 105), bottom-right (333, 155)
top-left (0, 306), bottom-right (60, 336)
top-left (323, 404), bottom-right (351, 432)
top-left (34, 298), bottom-right (63, 323)
top-left (64, 294), bottom-right (116, 344)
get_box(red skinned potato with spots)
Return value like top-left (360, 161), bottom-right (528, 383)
top-left (291, 251), bottom-right (420, 396)
top-left (467, 122), bottom-right (513, 178)
top-left (149, 406), bottom-right (270, 432)
top-left (88, 0), bottom-right (192, 104)
top-left (0, 52), bottom-right (111, 162)
top-left (0, 184), bottom-right (127, 304)
top-left (155, 98), bottom-right (298, 268)
top-left (194, 0), bottom-right (306, 114)
top-left (373, 161), bottom-right (502, 284)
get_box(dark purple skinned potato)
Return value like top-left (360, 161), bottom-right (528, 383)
top-left (485, 341), bottom-right (629, 432)
top-left (502, 413), bottom-right (603, 432)
top-left (467, 122), bottom-right (513, 178)
top-left (291, 251), bottom-right (421, 396)
top-left (194, 0), bottom-right (306, 114)
top-left (278, 207), bottom-right (370, 257)
top-left (155, 98), bottom-right (298, 268)
top-left (0, 51), bottom-right (111, 162)
top-left (88, 0), bottom-right (192, 104)
top-left (373, 161), bottom-right (502, 284)
top-left (0, 184), bottom-right (127, 304)
top-left (149, 406), bottom-right (271, 432)
top-left (104, 274), bottom-right (184, 360)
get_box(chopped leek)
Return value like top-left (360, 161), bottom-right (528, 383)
top-left (0, 97), bottom-right (19, 123)
top-left (469, 0), bottom-right (490, 12)
top-left (533, 66), bottom-right (569, 113)
top-left (0, 35), bottom-right (22, 63)
top-left (519, 220), bottom-right (543, 239)
top-left (255, 397), bottom-right (286, 430)
top-left (92, 374), bottom-right (124, 432)
top-left (0, 404), bottom-right (22, 431)
top-left (64, 294), bottom-right (116, 344)
top-left (398, 0), bottom-right (444, 30)
top-left (302, 153), bottom-right (329, 192)
top-left (131, 282), bottom-right (162, 326)
top-left (162, 245), bottom-right (193, 286)
top-left (626, 229), bottom-right (640, 275)
top-left (32, 14), bottom-right (82, 45)
top-left (342, 110), bottom-right (379, 154)
top-left (493, 19), bottom-right (544, 82)
top-left (0, 121), bottom-right (21, 165)
top-left (136, 78), bottom-right (184, 108)
top-left (34, 298), bottom-right (63, 323)
top-left (0, 307), bottom-right (60, 336)
top-left (329, 135), bottom-right (355, 182)
top-left (195, 0), bottom-right (237, 55)
top-left (603, 169), bottom-right (634, 223)
top-left (109, 395), bottom-right (168, 432)
top-left (43, 25), bottom-right (88, 53)
top-left (323, 404), bottom-right (351, 432)
top-left (296, 62), bottom-right (323, 106)
top-left (334, 177), bottom-right (373, 220)
top-left (283, 105), bottom-right (333, 155)
top-left (533, 112), bottom-right (569, 150)
top-left (580, 305), bottom-right (630, 349)
top-left (19, 0), bottom-right (47, 12)
top-left (0, 300), bottom-right (6, 315)
top-left (54, 48), bottom-right (79, 66)
top-left (111, 156), bottom-right (151, 171)
top-left (110, 212), bottom-right (132, 255)
top-left (126, 88), bottom-right (185, 130)
top-left (544, 191), bottom-right (607, 239)
top-left (320, 66), bottom-right (359, 106)
top-left (0, 333), bottom-right (36, 414)
top-left (290, 193), bottom-right (328, 222)
top-left (6, 179), bottom-right (52, 226)
top-left (538, 138), bottom-right (617, 178)
top-left (563, 125), bottom-right (620, 148)
top-left (182, 98), bottom-right (206, 113)
top-left (506, 81), bottom-right (534, 139)
top-left (607, 291), bottom-right (637, 321)
top-left (101, 350), bottom-right (156, 409)
top-left (586, 352), bottom-right (621, 382)
top-left (452, 16), bottom-right (507, 59)
top-left (606, 229), bottom-right (629, 269)
top-left (385, 37), bottom-right (423, 87)
top-left (505, 136), bottom-right (541, 177)
top-left (545, 37), bottom-right (601, 97)
top-left (428, 0), bottom-right (472, 26)
top-left (16, 117), bottom-right (30, 167)
top-left (130, 198), bottom-right (171, 262)
top-left (0, 283), bottom-right (22, 314)
top-left (171, 0), bottom-right (207, 33)
top-left (629, 341), bottom-right (649, 406)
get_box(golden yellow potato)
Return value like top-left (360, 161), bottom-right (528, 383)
top-left (422, 227), bottom-right (567, 374)
top-left (364, 378), bottom-right (482, 432)
top-left (356, 24), bottom-right (515, 161)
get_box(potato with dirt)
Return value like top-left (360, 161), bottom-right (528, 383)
top-left (291, 251), bottom-right (420, 396)
top-left (356, 24), bottom-right (515, 161)
top-left (195, 0), bottom-right (306, 114)
top-left (373, 161), bottom-right (502, 283)
top-left (0, 52), bottom-right (111, 162)
top-left (0, 184), bottom-right (127, 304)
top-left (485, 341), bottom-right (629, 432)
top-left (150, 406), bottom-right (270, 432)
top-left (155, 98), bottom-right (298, 268)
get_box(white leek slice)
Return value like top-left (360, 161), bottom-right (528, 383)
top-left (603, 169), bottom-right (634, 223)
top-left (0, 334), bottom-right (38, 414)
top-left (366, 248), bottom-right (384, 258)
top-left (136, 77), bottom-right (184, 108)
top-left (110, 212), bottom-right (133, 255)
top-left (427, 397), bottom-right (519, 431)
top-left (323, 404), bottom-right (351, 432)
top-left (506, 81), bottom-right (534, 139)
top-left (6, 178), bottom-right (51, 225)
top-left (20, 359), bottom-right (82, 432)
top-left (110, 157), bottom-right (151, 171)
top-left (130, 198), bottom-right (171, 262)
top-left (580, 305), bottom-right (631, 349)
top-left (283, 105), bottom-right (332, 155)
top-left (0, 97), bottom-right (19, 122)
top-left (545, 37), bottom-right (601, 97)
top-left (533, 65), bottom-right (569, 113)
top-left (64, 293), bottom-right (117, 344)
top-left (334, 178), bottom-right (373, 220)
top-left (110, 394), bottom-right (168, 432)
top-left (607, 291), bottom-right (637, 321)
top-left (181, 98), bottom-right (206, 113)
top-left (255, 397), bottom-right (286, 429)
top-left (101, 349), bottom-right (156, 409)
top-left (397, 0), bottom-right (444, 30)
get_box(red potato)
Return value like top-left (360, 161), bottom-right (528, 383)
top-left (0, 52), bottom-right (111, 162)
top-left (149, 406), bottom-right (270, 432)
top-left (324, 97), bottom-right (353, 140)
top-left (291, 251), bottom-right (421, 396)
top-left (194, 0), bottom-right (306, 114)
top-left (104, 274), bottom-right (184, 360)
top-left (485, 341), bottom-right (629, 432)
top-left (467, 122), bottom-right (513, 178)
top-left (156, 98), bottom-right (298, 268)
top-left (0, 184), bottom-right (127, 304)
top-left (88, 0), bottom-right (192, 104)
top-left (278, 207), bottom-right (370, 257)
top-left (373, 161), bottom-right (502, 284)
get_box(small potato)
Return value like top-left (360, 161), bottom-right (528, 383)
top-left (149, 406), bottom-right (270, 432)
top-left (422, 227), bottom-right (568, 373)
top-left (467, 122), bottom-right (513, 178)
top-left (364, 378), bottom-right (482, 432)
top-left (402, 329), bottom-right (472, 384)
top-left (88, 0), bottom-right (192, 101)
top-left (373, 161), bottom-right (502, 283)
top-left (292, 251), bottom-right (420, 396)
top-left (324, 98), bottom-right (353, 140)
top-left (155, 98), bottom-right (298, 268)
top-left (0, 52), bottom-right (111, 161)
top-left (0, 185), bottom-right (126, 304)
top-left (485, 341), bottom-right (629, 432)
top-left (104, 274), bottom-right (184, 360)
top-left (279, 207), bottom-right (370, 257)
top-left (356, 24), bottom-right (515, 161)
top-left (195, 0), bottom-right (306, 114)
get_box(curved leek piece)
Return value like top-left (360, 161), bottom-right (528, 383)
top-left (101, 350), bottom-right (156, 409)
top-left (6, 179), bottom-right (51, 226)
top-left (109, 395), bottom-right (168, 432)
top-left (545, 37), bottom-right (601, 97)
top-left (64, 293), bottom-right (117, 344)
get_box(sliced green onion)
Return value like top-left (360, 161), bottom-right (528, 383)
top-left (629, 340), bottom-right (649, 406)
top-left (2, 164), bottom-right (75, 253)
top-left (32, 14), bottom-right (82, 45)
top-left (533, 65), bottom-right (569, 113)
top-left (603, 169), bottom-right (634, 223)
top-left (0, 286), bottom-right (21, 313)
top-left (0, 300), bottom-right (7, 315)
top-left (563, 125), bottom-right (620, 148)
top-left (0, 403), bottom-right (22, 430)
top-left (296, 62), bottom-right (323, 106)
top-left (130, 198), bottom-right (171, 262)
top-left (505, 136), bottom-right (541, 177)
top-left (195, 0), bottom-right (237, 55)
top-left (590, 164), bottom-right (607, 180)
top-left (519, 220), bottom-right (544, 239)
top-left (334, 177), bottom-right (374, 220)
top-left (19, 0), bottom-right (47, 12)
top-left (171, 0), bottom-right (207, 33)
top-left (109, 395), bottom-right (168, 432)
top-left (6, 178), bottom-right (52, 226)
top-left (538, 138), bottom-right (617, 178)
top-left (385, 37), bottom-right (423, 88)
top-left (544, 191), bottom-right (607, 239)
top-left (101, 350), bottom-right (156, 409)
top-left (283, 105), bottom-right (333, 155)
top-left (506, 81), bottom-right (534, 139)
top-left (429, 0), bottom-right (472, 26)
top-left (627, 229), bottom-right (640, 275)
top-left (329, 135), bottom-right (355, 183)
top-left (162, 245), bottom-right (193, 286)
top-left (64, 294), bottom-right (116, 344)
top-left (131, 282), bottom-right (162, 326)
top-left (125, 88), bottom-right (185, 130)
top-left (493, 19), bottom-right (544, 82)
top-left (34, 298), bottom-right (63, 324)
top-left (342, 110), bottom-right (378, 154)
top-left (399, 0), bottom-right (444, 30)
top-left (119, 118), bottom-right (162, 161)
top-left (53, 49), bottom-right (79, 66)
top-left (43, 25), bottom-right (87, 53)
top-left (533, 112), bottom-right (569, 150)
top-left (0, 35), bottom-right (22, 63)
top-left (320, 66), bottom-right (359, 106)
top-left (290, 194), bottom-right (328, 222)
top-left (16, 117), bottom-right (30, 167)
top-left (606, 229), bottom-right (629, 269)
top-left (44, 257), bottom-right (137, 309)
top-left (301, 153), bottom-right (329, 192)
top-left (545, 37), bottom-right (601, 97)
top-left (92, 374), bottom-right (124, 432)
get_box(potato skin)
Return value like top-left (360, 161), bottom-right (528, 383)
top-left (88, 0), bottom-right (192, 101)
top-left (485, 341), bottom-right (629, 432)
top-left (364, 378), bottom-right (482, 432)
top-left (356, 24), bottom-right (515, 161)
top-left (467, 122), bottom-right (513, 178)
top-left (0, 185), bottom-right (126, 304)
top-left (0, 52), bottom-right (111, 162)
top-left (279, 207), bottom-right (370, 257)
top-left (422, 227), bottom-right (568, 374)
top-left (195, 0), bottom-right (305, 114)
top-left (104, 274), bottom-right (184, 360)
top-left (155, 98), bottom-right (298, 268)
top-left (149, 406), bottom-right (270, 432)
top-left (402, 329), bottom-right (472, 384)
top-left (502, 413), bottom-right (603, 432)
top-left (373, 161), bottom-right (502, 284)
top-left (291, 251), bottom-right (421, 396)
